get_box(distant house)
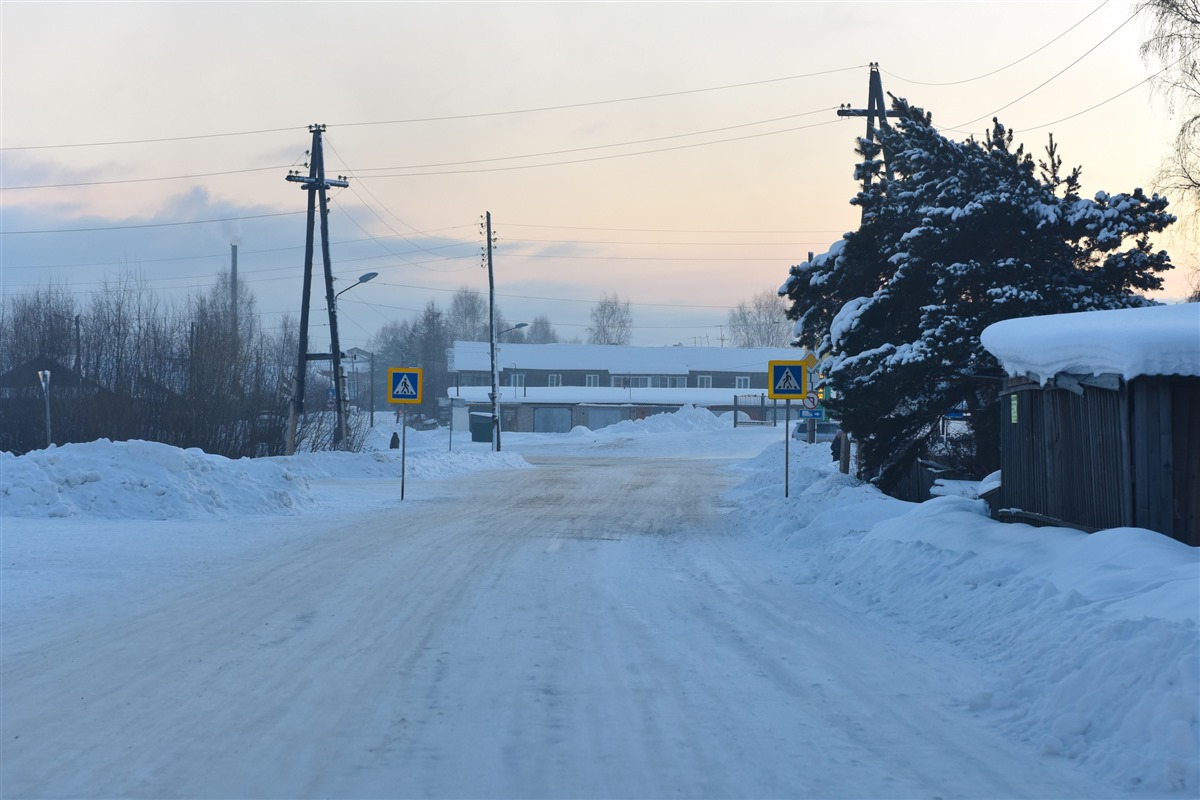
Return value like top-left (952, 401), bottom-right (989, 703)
top-left (447, 341), bottom-right (811, 432)
top-left (980, 303), bottom-right (1200, 546)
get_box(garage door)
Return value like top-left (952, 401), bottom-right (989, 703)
top-left (533, 407), bottom-right (574, 433)
top-left (584, 407), bottom-right (624, 430)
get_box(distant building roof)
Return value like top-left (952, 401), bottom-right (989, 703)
top-left (449, 341), bottom-right (805, 374)
top-left (980, 303), bottom-right (1200, 383)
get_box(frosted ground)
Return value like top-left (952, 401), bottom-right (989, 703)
top-left (1, 406), bottom-right (1196, 798)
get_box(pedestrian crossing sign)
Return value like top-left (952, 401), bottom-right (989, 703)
top-left (768, 357), bottom-right (816, 399)
top-left (388, 367), bottom-right (423, 404)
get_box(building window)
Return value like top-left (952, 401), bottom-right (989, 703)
top-left (586, 374), bottom-right (599, 387)
top-left (697, 375), bottom-right (712, 389)
top-left (548, 374), bottom-right (562, 387)
top-left (511, 373), bottom-right (525, 388)
top-left (736, 376), bottom-right (750, 389)
top-left (613, 376), bottom-right (650, 388)
top-left (651, 376), bottom-right (687, 388)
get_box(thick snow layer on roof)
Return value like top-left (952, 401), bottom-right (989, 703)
top-left (450, 341), bottom-right (805, 374)
top-left (980, 303), bottom-right (1200, 382)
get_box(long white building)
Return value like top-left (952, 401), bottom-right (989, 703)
top-left (448, 341), bottom-right (815, 432)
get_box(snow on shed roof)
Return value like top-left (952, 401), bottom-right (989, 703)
top-left (450, 341), bottom-right (806, 374)
top-left (980, 303), bottom-right (1200, 383)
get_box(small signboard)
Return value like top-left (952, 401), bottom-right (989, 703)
top-left (387, 367), bottom-right (423, 405)
top-left (768, 353), bottom-right (817, 400)
top-left (799, 408), bottom-right (825, 419)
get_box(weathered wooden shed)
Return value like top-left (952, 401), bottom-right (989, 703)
top-left (980, 303), bottom-right (1200, 546)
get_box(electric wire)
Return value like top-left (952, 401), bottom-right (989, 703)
top-left (945, 9), bottom-right (1140, 132)
top-left (1016, 48), bottom-right (1198, 133)
top-left (0, 210), bottom-right (305, 235)
top-left (351, 107), bottom-right (835, 172)
top-left (0, 65), bottom-right (865, 152)
top-left (324, 136), bottom-right (473, 268)
top-left (882, 0), bottom-right (1111, 87)
top-left (358, 117), bottom-right (843, 178)
top-left (0, 165), bottom-right (291, 192)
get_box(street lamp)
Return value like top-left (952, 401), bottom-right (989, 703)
top-left (490, 322), bottom-right (527, 452)
top-left (330, 271), bottom-right (378, 449)
top-left (335, 271), bottom-right (378, 302)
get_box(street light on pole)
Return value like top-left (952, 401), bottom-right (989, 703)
top-left (490, 322), bottom-right (527, 452)
top-left (330, 271), bottom-right (377, 449)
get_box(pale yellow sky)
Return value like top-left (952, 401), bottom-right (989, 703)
top-left (2, 1), bottom-right (1192, 347)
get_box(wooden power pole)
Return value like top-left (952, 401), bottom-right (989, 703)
top-left (284, 124), bottom-right (350, 455)
top-left (837, 63), bottom-right (902, 206)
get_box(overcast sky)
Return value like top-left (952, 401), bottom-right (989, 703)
top-left (2, 1), bottom-right (1191, 349)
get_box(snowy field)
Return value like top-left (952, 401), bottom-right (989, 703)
top-left (1, 406), bottom-right (1196, 798)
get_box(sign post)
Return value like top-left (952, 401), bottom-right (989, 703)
top-left (768, 354), bottom-right (818, 497)
top-left (387, 368), bottom-right (423, 500)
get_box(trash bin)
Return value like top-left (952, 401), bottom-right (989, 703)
top-left (469, 412), bottom-right (493, 443)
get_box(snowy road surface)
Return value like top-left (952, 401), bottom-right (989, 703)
top-left (3, 454), bottom-right (1127, 799)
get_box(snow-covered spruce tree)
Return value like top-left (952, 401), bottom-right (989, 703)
top-left (780, 98), bottom-right (1175, 492)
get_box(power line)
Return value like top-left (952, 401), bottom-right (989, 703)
top-left (946, 9), bottom-right (1139, 131)
top-left (509, 238), bottom-right (831, 247)
top-left (1015, 48), bottom-right (1197, 133)
top-left (2, 231), bottom-right (476, 271)
top-left (882, 1), bottom-right (1111, 87)
top-left (0, 65), bottom-right (865, 152)
top-left (0, 125), bottom-right (305, 152)
top-left (371, 280), bottom-right (748, 310)
top-left (323, 136), bottom-right (470, 268)
top-left (0, 210), bottom-right (305, 235)
top-left (331, 65), bottom-right (864, 128)
top-left (502, 223), bottom-right (844, 234)
top-left (350, 107), bottom-right (835, 172)
top-left (358, 118), bottom-right (843, 178)
top-left (0, 164), bottom-right (291, 192)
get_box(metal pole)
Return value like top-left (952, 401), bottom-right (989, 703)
top-left (784, 399), bottom-right (790, 498)
top-left (486, 211), bottom-right (501, 452)
top-left (401, 409), bottom-right (408, 501)
top-left (230, 243), bottom-right (238, 353)
top-left (37, 370), bottom-right (51, 448)
top-left (369, 350), bottom-right (375, 428)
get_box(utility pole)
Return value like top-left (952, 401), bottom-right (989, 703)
top-left (484, 211), bottom-right (501, 452)
top-left (284, 124), bottom-right (350, 454)
top-left (230, 243), bottom-right (239, 359)
top-left (837, 63), bottom-right (902, 211)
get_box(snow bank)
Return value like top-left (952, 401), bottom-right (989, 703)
top-left (595, 404), bottom-right (727, 435)
top-left (0, 440), bottom-right (315, 520)
top-left (0, 439), bottom-right (529, 520)
top-left (730, 443), bottom-right (1200, 795)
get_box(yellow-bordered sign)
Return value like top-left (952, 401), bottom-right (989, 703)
top-left (387, 367), bottom-right (423, 404)
top-left (768, 353), bottom-right (818, 399)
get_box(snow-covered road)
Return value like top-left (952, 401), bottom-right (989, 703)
top-left (2, 453), bottom-right (1125, 799)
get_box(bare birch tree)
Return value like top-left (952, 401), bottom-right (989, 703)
top-left (587, 293), bottom-right (632, 345)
